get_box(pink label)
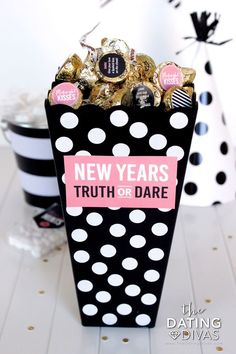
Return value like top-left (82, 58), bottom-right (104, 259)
top-left (64, 156), bottom-right (177, 209)
top-left (51, 82), bottom-right (80, 107)
top-left (159, 64), bottom-right (183, 90)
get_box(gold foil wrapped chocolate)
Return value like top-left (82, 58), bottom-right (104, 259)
top-left (89, 82), bottom-right (120, 109)
top-left (56, 54), bottom-right (83, 82)
top-left (79, 50), bottom-right (99, 89)
top-left (50, 37), bottom-right (196, 112)
top-left (122, 82), bottom-right (161, 109)
top-left (154, 61), bottom-right (196, 92)
top-left (163, 86), bottom-right (194, 111)
top-left (136, 54), bottom-right (156, 81)
top-left (182, 67), bottom-right (196, 85)
top-left (125, 54), bottom-right (156, 87)
top-left (96, 51), bottom-right (130, 83)
top-left (101, 38), bottom-right (130, 55)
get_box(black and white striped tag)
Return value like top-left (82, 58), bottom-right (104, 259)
top-left (172, 88), bottom-right (192, 109)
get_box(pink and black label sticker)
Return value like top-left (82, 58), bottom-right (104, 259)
top-left (64, 155), bottom-right (177, 208)
top-left (159, 64), bottom-right (184, 90)
top-left (98, 53), bottom-right (126, 78)
top-left (50, 82), bottom-right (82, 107)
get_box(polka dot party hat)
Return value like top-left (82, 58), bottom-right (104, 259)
top-left (180, 13), bottom-right (236, 206)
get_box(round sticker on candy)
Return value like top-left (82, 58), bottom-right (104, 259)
top-left (157, 63), bottom-right (184, 91)
top-left (49, 82), bottom-right (83, 109)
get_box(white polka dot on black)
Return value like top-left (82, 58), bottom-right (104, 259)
top-left (60, 112), bottom-right (79, 129)
top-left (100, 244), bottom-right (117, 258)
top-left (82, 304), bottom-right (98, 316)
top-left (129, 210), bottom-right (146, 223)
top-left (109, 223), bottom-right (126, 237)
top-left (108, 274), bottom-right (124, 286)
top-left (151, 223), bottom-right (168, 236)
top-left (96, 291), bottom-right (111, 303)
top-left (169, 112), bottom-right (188, 129)
top-left (86, 212), bottom-right (103, 226)
top-left (66, 207), bottom-right (83, 216)
top-left (166, 145), bottom-right (184, 161)
top-left (55, 137), bottom-right (73, 152)
top-left (71, 228), bottom-right (88, 242)
top-left (135, 314), bottom-right (151, 326)
top-left (122, 257), bottom-right (138, 270)
top-left (148, 248), bottom-right (164, 261)
top-left (88, 128), bottom-right (106, 144)
top-left (102, 313), bottom-right (117, 325)
top-left (117, 303), bottom-right (132, 315)
top-left (74, 250), bottom-right (90, 263)
top-left (77, 280), bottom-right (93, 292)
top-left (125, 284), bottom-right (141, 296)
top-left (149, 134), bottom-right (167, 150)
top-left (110, 110), bottom-right (129, 127)
top-left (92, 262), bottom-right (108, 275)
top-left (129, 122), bottom-right (148, 138)
top-left (112, 143), bottom-right (130, 156)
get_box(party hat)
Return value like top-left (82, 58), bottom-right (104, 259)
top-left (180, 12), bottom-right (236, 206)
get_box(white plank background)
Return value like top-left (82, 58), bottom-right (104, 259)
top-left (0, 147), bottom-right (235, 354)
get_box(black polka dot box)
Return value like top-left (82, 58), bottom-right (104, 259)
top-left (45, 102), bottom-right (197, 327)
top-left (44, 43), bottom-right (198, 327)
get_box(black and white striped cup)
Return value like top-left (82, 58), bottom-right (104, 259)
top-left (4, 120), bottom-right (60, 208)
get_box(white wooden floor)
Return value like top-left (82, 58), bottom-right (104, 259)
top-left (0, 146), bottom-right (235, 354)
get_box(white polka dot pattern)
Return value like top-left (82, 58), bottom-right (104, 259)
top-left (100, 244), bottom-right (116, 257)
top-left (77, 280), bottom-right (93, 292)
top-left (108, 274), bottom-right (124, 286)
top-left (109, 224), bottom-right (126, 237)
top-left (66, 207), bottom-right (83, 216)
top-left (129, 210), bottom-right (146, 223)
top-left (74, 250), bottom-right (90, 263)
top-left (117, 303), bottom-right (132, 315)
top-left (129, 235), bottom-right (146, 248)
top-left (148, 248), bottom-right (165, 261)
top-left (112, 143), bottom-right (130, 156)
top-left (82, 304), bottom-right (98, 316)
top-left (125, 284), bottom-right (141, 296)
top-left (55, 137), bottom-right (73, 152)
top-left (86, 212), bottom-right (103, 226)
top-left (135, 314), bottom-right (151, 326)
top-left (151, 223), bottom-right (168, 236)
top-left (71, 228), bottom-right (88, 242)
top-left (122, 257), bottom-right (138, 270)
top-left (46, 103), bottom-right (197, 327)
top-left (129, 122), bottom-right (148, 138)
top-left (88, 128), bottom-right (106, 144)
top-left (102, 313), bottom-right (117, 325)
top-left (149, 134), bottom-right (167, 150)
top-left (144, 270), bottom-right (160, 282)
top-left (92, 262), bottom-right (108, 275)
top-left (75, 150), bottom-right (91, 156)
top-left (166, 145), bottom-right (184, 161)
top-left (60, 112), bottom-right (79, 129)
top-left (141, 293), bottom-right (157, 305)
top-left (169, 112), bottom-right (188, 129)
top-left (96, 291), bottom-right (111, 303)
top-left (110, 110), bottom-right (129, 127)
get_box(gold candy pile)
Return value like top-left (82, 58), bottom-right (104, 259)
top-left (48, 38), bottom-right (196, 111)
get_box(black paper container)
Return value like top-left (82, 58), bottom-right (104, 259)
top-left (45, 101), bottom-right (197, 327)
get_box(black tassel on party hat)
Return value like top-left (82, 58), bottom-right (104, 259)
top-left (178, 12), bottom-right (236, 206)
top-left (177, 11), bottom-right (232, 55)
